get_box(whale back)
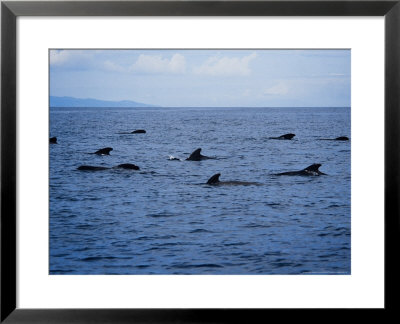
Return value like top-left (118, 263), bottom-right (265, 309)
top-left (335, 136), bottom-right (349, 141)
top-left (77, 165), bottom-right (109, 171)
top-left (117, 163), bottom-right (140, 170)
top-left (207, 173), bottom-right (221, 184)
top-left (280, 133), bottom-right (296, 140)
top-left (50, 136), bottom-right (57, 144)
top-left (95, 147), bottom-right (113, 155)
top-left (270, 133), bottom-right (295, 140)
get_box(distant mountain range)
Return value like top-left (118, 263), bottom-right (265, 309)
top-left (50, 96), bottom-right (157, 108)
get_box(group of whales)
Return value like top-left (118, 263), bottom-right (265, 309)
top-left (205, 163), bottom-right (326, 186)
top-left (50, 132), bottom-right (348, 185)
top-left (49, 131), bottom-right (145, 171)
top-left (268, 133), bottom-right (349, 141)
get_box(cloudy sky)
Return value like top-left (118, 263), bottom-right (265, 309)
top-left (50, 49), bottom-right (350, 107)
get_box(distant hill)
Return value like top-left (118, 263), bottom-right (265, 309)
top-left (50, 96), bottom-right (157, 108)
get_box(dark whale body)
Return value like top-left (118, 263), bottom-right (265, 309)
top-left (320, 136), bottom-right (349, 141)
top-left (206, 173), bottom-right (262, 186)
top-left (186, 148), bottom-right (213, 161)
top-left (116, 163), bottom-right (140, 170)
top-left (93, 147), bottom-right (113, 155)
top-left (275, 163), bottom-right (326, 176)
top-left (77, 165), bottom-right (109, 171)
top-left (117, 129), bottom-right (146, 134)
top-left (50, 137), bottom-right (57, 144)
top-left (270, 133), bottom-right (296, 140)
top-left (77, 163), bottom-right (140, 171)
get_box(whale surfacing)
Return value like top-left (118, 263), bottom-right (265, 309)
top-left (270, 133), bottom-right (296, 140)
top-left (78, 163), bottom-right (140, 171)
top-left (186, 148), bottom-right (213, 161)
top-left (50, 137), bottom-right (57, 144)
top-left (117, 129), bottom-right (146, 134)
top-left (116, 163), bottom-right (140, 170)
top-left (206, 173), bottom-right (261, 186)
top-left (320, 136), bottom-right (349, 141)
top-left (93, 147), bottom-right (113, 155)
top-left (77, 165), bottom-right (109, 171)
top-left (275, 163), bottom-right (326, 176)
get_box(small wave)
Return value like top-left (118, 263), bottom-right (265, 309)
top-left (135, 265), bottom-right (150, 269)
top-left (189, 228), bottom-right (213, 234)
top-left (147, 212), bottom-right (178, 218)
top-left (50, 269), bottom-right (74, 274)
top-left (52, 253), bottom-right (69, 257)
top-left (242, 222), bottom-right (271, 229)
top-left (223, 242), bottom-right (248, 247)
top-left (271, 262), bottom-right (294, 268)
top-left (264, 251), bottom-right (284, 256)
top-left (80, 256), bottom-right (119, 262)
top-left (172, 263), bottom-right (223, 269)
top-left (318, 253), bottom-right (339, 259)
top-left (136, 236), bottom-right (152, 241)
top-left (158, 234), bottom-right (177, 239)
top-left (75, 224), bottom-right (95, 229)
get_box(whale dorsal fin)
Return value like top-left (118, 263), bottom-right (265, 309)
top-left (304, 163), bottom-right (322, 172)
top-left (207, 173), bottom-right (221, 184)
top-left (187, 148), bottom-right (202, 160)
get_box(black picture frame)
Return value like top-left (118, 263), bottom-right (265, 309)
top-left (1, 0), bottom-right (399, 322)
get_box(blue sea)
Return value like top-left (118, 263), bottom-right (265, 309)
top-left (49, 106), bottom-right (351, 275)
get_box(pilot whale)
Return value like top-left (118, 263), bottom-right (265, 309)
top-left (275, 163), bottom-right (326, 176)
top-left (50, 137), bottom-right (57, 144)
top-left (77, 165), bottom-right (109, 171)
top-left (320, 136), bottom-right (349, 141)
top-left (269, 133), bottom-right (296, 140)
top-left (77, 163), bottom-right (140, 171)
top-left (118, 129), bottom-right (146, 134)
top-left (206, 173), bottom-right (262, 186)
top-left (91, 147), bottom-right (113, 155)
top-left (116, 163), bottom-right (140, 170)
top-left (186, 148), bottom-right (213, 161)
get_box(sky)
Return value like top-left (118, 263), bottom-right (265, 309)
top-left (50, 49), bottom-right (350, 107)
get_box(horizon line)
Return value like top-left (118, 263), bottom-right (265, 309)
top-left (50, 105), bottom-right (351, 109)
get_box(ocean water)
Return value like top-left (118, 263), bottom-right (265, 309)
top-left (49, 107), bottom-right (351, 275)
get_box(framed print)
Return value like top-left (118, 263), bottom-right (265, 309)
top-left (1, 0), bottom-right (399, 322)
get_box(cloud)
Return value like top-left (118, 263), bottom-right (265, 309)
top-left (102, 60), bottom-right (125, 72)
top-left (264, 82), bottom-right (289, 95)
top-left (193, 52), bottom-right (257, 76)
top-left (49, 50), bottom-right (94, 68)
top-left (130, 53), bottom-right (186, 74)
